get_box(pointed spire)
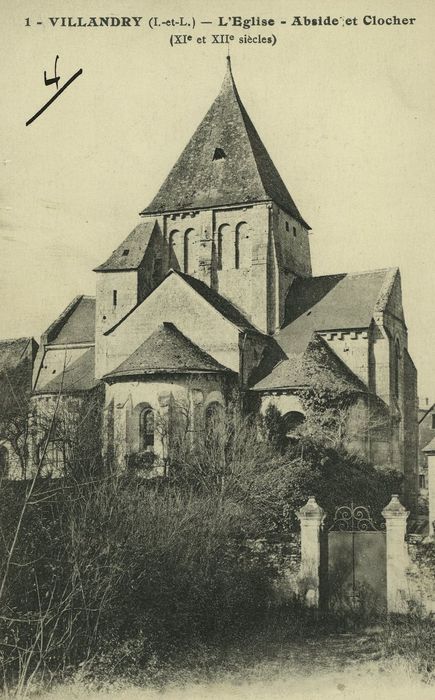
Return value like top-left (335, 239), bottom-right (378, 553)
top-left (141, 62), bottom-right (309, 228)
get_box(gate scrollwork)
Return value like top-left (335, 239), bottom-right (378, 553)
top-left (329, 503), bottom-right (383, 532)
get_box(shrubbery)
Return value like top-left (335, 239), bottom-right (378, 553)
top-left (0, 473), bottom-right (278, 692)
top-left (0, 400), bottom-right (405, 692)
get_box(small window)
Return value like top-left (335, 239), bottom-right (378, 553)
top-left (213, 148), bottom-right (226, 161)
top-left (285, 221), bottom-right (289, 232)
top-left (235, 227), bottom-right (240, 269)
top-left (113, 290), bottom-right (117, 307)
top-left (140, 407), bottom-right (154, 452)
top-left (293, 226), bottom-right (297, 237)
top-left (122, 249), bottom-right (129, 256)
top-left (184, 229), bottom-right (192, 273)
top-left (419, 474), bottom-right (426, 489)
top-left (432, 414), bottom-right (435, 430)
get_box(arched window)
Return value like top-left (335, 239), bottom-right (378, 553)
top-left (184, 228), bottom-right (194, 273)
top-left (205, 401), bottom-right (224, 433)
top-left (169, 229), bottom-right (180, 269)
top-left (235, 228), bottom-right (240, 269)
top-left (217, 224), bottom-right (229, 270)
top-left (140, 407), bottom-right (154, 452)
top-left (394, 339), bottom-right (401, 398)
top-left (235, 221), bottom-right (247, 269)
top-left (281, 411), bottom-right (305, 437)
top-left (0, 446), bottom-right (8, 478)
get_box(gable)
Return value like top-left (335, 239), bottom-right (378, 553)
top-left (381, 269), bottom-right (405, 325)
top-left (100, 272), bottom-right (244, 377)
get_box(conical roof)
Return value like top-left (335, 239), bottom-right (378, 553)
top-left (104, 322), bottom-right (232, 379)
top-left (140, 59), bottom-right (309, 228)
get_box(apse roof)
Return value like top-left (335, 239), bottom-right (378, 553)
top-left (104, 322), bottom-right (233, 379)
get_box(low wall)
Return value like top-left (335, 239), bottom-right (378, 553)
top-left (406, 537), bottom-right (435, 615)
top-left (246, 534), bottom-right (301, 602)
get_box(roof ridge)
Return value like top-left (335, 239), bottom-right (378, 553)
top-left (418, 402), bottom-right (435, 425)
top-left (43, 295), bottom-right (84, 344)
top-left (104, 269), bottom-right (264, 337)
top-left (233, 77), bottom-right (310, 228)
top-left (94, 220), bottom-right (159, 272)
top-left (0, 336), bottom-right (33, 344)
top-left (374, 267), bottom-right (400, 314)
top-left (173, 269), bottom-right (263, 334)
top-left (310, 267), bottom-right (397, 280)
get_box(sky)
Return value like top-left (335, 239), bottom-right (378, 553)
top-left (1, 0), bottom-right (435, 397)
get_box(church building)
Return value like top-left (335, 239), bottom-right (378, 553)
top-left (3, 60), bottom-right (419, 508)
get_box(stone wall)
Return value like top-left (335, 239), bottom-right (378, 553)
top-left (97, 272), bottom-right (242, 379)
top-left (103, 374), bottom-right (232, 470)
top-left (271, 203), bottom-right (312, 328)
top-left (405, 538), bottom-right (435, 614)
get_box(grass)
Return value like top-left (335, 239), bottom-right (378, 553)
top-left (12, 610), bottom-right (433, 699)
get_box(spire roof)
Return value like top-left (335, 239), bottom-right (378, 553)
top-left (140, 59), bottom-right (309, 227)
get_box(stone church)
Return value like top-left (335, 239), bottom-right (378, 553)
top-left (1, 60), bottom-right (418, 508)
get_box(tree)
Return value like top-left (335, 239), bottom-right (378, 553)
top-left (0, 355), bottom-right (33, 479)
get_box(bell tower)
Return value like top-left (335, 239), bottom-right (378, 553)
top-left (118, 58), bottom-right (312, 334)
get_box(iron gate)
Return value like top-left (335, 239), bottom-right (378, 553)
top-left (326, 503), bottom-right (387, 612)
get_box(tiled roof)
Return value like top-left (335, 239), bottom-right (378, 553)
top-left (0, 337), bottom-right (35, 372)
top-left (279, 268), bottom-right (397, 355)
top-left (94, 220), bottom-right (159, 272)
top-left (104, 322), bottom-right (232, 379)
top-left (46, 296), bottom-right (96, 346)
top-left (252, 335), bottom-right (367, 393)
top-left (252, 268), bottom-right (397, 392)
top-left (140, 59), bottom-right (309, 227)
top-left (0, 338), bottom-right (36, 402)
top-left (34, 347), bottom-right (98, 394)
top-left (423, 437), bottom-right (435, 453)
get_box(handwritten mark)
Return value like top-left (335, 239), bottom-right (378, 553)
top-left (26, 56), bottom-right (83, 126)
top-left (44, 54), bottom-right (60, 90)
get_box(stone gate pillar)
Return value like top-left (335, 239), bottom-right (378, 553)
top-left (422, 440), bottom-right (435, 537)
top-left (382, 494), bottom-right (410, 613)
top-left (297, 496), bottom-right (325, 607)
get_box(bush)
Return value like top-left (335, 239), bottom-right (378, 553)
top-left (127, 450), bottom-right (157, 471)
top-left (0, 473), bottom-right (278, 691)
